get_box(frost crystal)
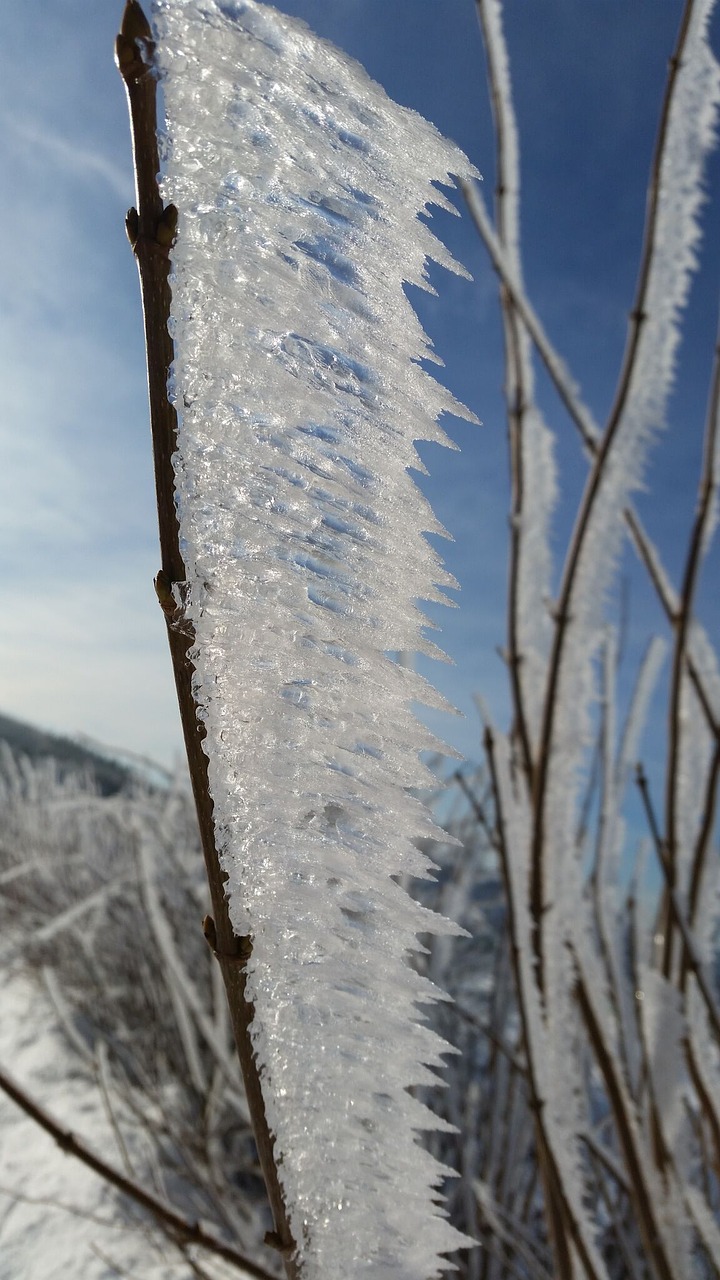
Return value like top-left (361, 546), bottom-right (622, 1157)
top-left (152, 1), bottom-right (477, 1274)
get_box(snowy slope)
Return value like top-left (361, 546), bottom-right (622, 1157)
top-left (0, 973), bottom-right (184, 1280)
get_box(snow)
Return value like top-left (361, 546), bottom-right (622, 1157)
top-left (0, 972), bottom-right (206, 1280)
top-left (152, 1), bottom-right (477, 1274)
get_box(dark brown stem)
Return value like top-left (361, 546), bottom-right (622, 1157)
top-left (663, 333), bottom-right (720, 977)
top-left (684, 738), bottom-right (720, 957)
top-left (462, 182), bottom-right (720, 751)
top-left (115, 4), bottom-right (297, 1270)
top-left (573, 965), bottom-right (677, 1280)
top-left (474, 0), bottom-right (535, 792)
top-left (452, 769), bottom-right (498, 848)
top-left (636, 764), bottom-right (720, 1043)
top-left (529, 0), bottom-right (697, 992)
top-left (0, 1060), bottom-right (276, 1280)
top-left (634, 763), bottom-right (666, 864)
top-left (484, 727), bottom-right (601, 1280)
top-left (685, 1038), bottom-right (720, 1184)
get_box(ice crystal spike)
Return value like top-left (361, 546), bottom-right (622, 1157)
top-left (152, 1), bottom-right (477, 1273)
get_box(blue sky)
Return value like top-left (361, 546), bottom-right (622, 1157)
top-left (1, 1), bottom-right (718, 773)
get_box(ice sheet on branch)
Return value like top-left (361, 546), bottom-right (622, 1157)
top-left (153, 1), bottom-right (477, 1274)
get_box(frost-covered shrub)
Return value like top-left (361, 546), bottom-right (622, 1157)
top-left (0, 747), bottom-right (272, 1268)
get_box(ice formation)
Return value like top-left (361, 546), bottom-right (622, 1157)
top-left (152, 1), bottom-right (477, 1274)
top-left (539, 0), bottom-right (720, 1010)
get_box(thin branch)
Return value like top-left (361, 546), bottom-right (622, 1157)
top-left (0, 1181), bottom-right (122, 1231)
top-left (573, 963), bottom-right (677, 1280)
top-left (484, 727), bottom-right (602, 1280)
top-left (685, 1037), bottom-right (720, 1185)
top-left (636, 764), bottom-right (720, 1044)
top-left (0, 1059), bottom-right (276, 1280)
top-left (115, 3), bottom-right (296, 1268)
top-left (634, 764), bottom-right (665, 864)
top-left (462, 183), bottom-right (720, 748)
top-left (460, 181), bottom-right (598, 451)
top-left (584, 1153), bottom-right (645, 1280)
top-left (452, 769), bottom-right (498, 848)
top-left (453, 1000), bottom-right (527, 1076)
top-left (662, 329), bottom-right (720, 977)
top-left (685, 737), bottom-right (720, 952)
top-left (528, 0), bottom-right (700, 989)
top-left (474, 0), bottom-right (535, 790)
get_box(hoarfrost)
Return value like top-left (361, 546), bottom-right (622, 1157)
top-left (478, 0), bottom-right (557, 747)
top-left (540, 0), bottom-right (720, 1013)
top-left (152, 1), bottom-right (477, 1274)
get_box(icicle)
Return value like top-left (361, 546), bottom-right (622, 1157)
top-left (152, 1), bottom-right (477, 1273)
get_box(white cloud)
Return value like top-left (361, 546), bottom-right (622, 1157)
top-left (0, 112), bottom-right (133, 203)
top-left (0, 559), bottom-right (181, 767)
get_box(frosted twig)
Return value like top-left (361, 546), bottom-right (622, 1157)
top-left (684, 738), bottom-right (720, 951)
top-left (463, 181), bottom-right (720, 748)
top-left (474, 0), bottom-right (558, 786)
top-left (587, 634), bottom-right (636, 1087)
top-left (573, 958), bottom-right (677, 1280)
top-left (453, 1000), bottom-right (526, 1075)
top-left (460, 179), bottom-right (598, 451)
top-left (95, 1038), bottom-right (136, 1181)
top-left (662, 325), bottom-right (720, 976)
top-left (116, 4), bottom-right (297, 1266)
top-left (0, 1181), bottom-right (121, 1230)
top-left (663, 328), bottom-right (720, 977)
top-left (484, 727), bottom-right (603, 1280)
top-left (529, 0), bottom-right (716, 991)
top-left (685, 1040), bottom-right (720, 1183)
top-left (474, 0), bottom-right (534, 786)
top-left (0, 1058), bottom-right (276, 1280)
top-left (452, 769), bottom-right (498, 848)
top-left (583, 1155), bottom-right (645, 1280)
top-left (474, 1180), bottom-right (553, 1280)
top-left (635, 764), bottom-right (720, 1044)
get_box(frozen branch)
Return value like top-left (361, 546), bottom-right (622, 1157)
top-left (663, 325), bottom-right (720, 976)
top-left (474, 0), bottom-right (557, 784)
top-left (115, 3), bottom-right (297, 1267)
top-left (530, 0), bottom-right (719, 991)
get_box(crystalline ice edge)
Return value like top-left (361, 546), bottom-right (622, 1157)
top-left (152, 2), bottom-right (478, 1274)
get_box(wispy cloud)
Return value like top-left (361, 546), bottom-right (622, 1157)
top-left (1, 113), bottom-right (133, 202)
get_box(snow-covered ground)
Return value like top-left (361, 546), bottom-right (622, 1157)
top-left (2, 972), bottom-right (142, 1279)
top-left (0, 971), bottom-right (231, 1280)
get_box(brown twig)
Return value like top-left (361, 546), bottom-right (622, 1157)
top-left (573, 962), bottom-right (676, 1280)
top-left (528, 0), bottom-right (698, 992)
top-left (0, 1060), bottom-right (276, 1280)
top-left (474, 0), bottom-right (535, 791)
top-left (662, 330), bottom-right (720, 977)
top-left (462, 185), bottom-right (720, 750)
top-left (115, 3), bottom-right (296, 1269)
top-left (684, 737), bottom-right (720, 955)
top-left (483, 727), bottom-right (603, 1280)
top-left (636, 764), bottom-right (720, 1044)
top-left (452, 769), bottom-right (498, 849)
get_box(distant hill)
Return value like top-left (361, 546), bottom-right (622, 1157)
top-left (0, 712), bottom-right (133, 796)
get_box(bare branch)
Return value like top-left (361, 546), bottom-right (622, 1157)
top-left (663, 329), bottom-right (720, 975)
top-left (0, 1059), bottom-right (277, 1280)
top-left (529, 0), bottom-right (708, 989)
